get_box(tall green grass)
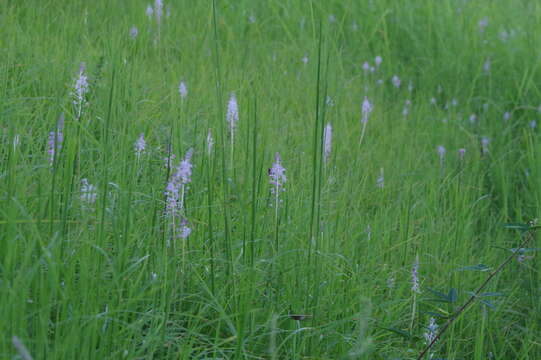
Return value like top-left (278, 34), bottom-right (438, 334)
top-left (1, 0), bottom-right (541, 358)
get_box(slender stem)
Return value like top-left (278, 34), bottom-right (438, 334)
top-left (417, 228), bottom-right (538, 360)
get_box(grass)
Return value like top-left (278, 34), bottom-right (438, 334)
top-left (1, 0), bottom-right (541, 358)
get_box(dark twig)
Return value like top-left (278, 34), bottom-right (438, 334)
top-left (417, 225), bottom-right (538, 359)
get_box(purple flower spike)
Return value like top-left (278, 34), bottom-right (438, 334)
top-left (134, 133), bottom-right (146, 159)
top-left (227, 93), bottom-right (239, 137)
top-left (47, 113), bottom-right (64, 166)
top-left (411, 255), bottom-right (420, 294)
top-left (130, 26), bottom-right (139, 39)
top-left (179, 80), bottom-right (188, 99)
top-left (269, 152), bottom-right (286, 206)
top-left (361, 96), bottom-right (373, 124)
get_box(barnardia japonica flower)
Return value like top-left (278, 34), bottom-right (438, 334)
top-left (269, 152), bottom-right (286, 205)
top-left (72, 62), bottom-right (89, 119)
top-left (134, 133), bottom-right (146, 159)
top-left (411, 255), bottom-right (420, 293)
top-left (47, 113), bottom-right (64, 166)
top-left (178, 80), bottom-right (188, 99)
top-left (226, 93), bottom-right (239, 138)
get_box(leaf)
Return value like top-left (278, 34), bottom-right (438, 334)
top-left (457, 264), bottom-right (491, 272)
top-left (503, 223), bottom-right (530, 230)
top-left (380, 327), bottom-right (420, 341)
top-left (427, 288), bottom-right (448, 300)
top-left (447, 288), bottom-right (458, 303)
top-left (479, 299), bottom-right (495, 309)
top-left (479, 292), bottom-right (503, 297)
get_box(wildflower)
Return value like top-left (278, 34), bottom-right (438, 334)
top-left (302, 54), bottom-right (309, 65)
top-left (499, 30), bottom-right (509, 42)
top-left (130, 26), bottom-right (139, 39)
top-left (134, 133), bottom-right (146, 159)
top-left (437, 145), bottom-right (446, 163)
top-left (325, 96), bottom-right (334, 107)
top-left (328, 14), bottom-right (336, 23)
top-left (269, 152), bottom-right (286, 203)
top-left (323, 123), bottom-right (332, 164)
top-left (458, 148), bottom-right (466, 161)
top-left (469, 114), bottom-right (477, 124)
top-left (207, 129), bottom-right (214, 156)
top-left (478, 17), bottom-right (489, 33)
top-left (411, 255), bottom-right (420, 293)
top-left (47, 113), bottom-right (64, 166)
top-left (481, 137), bottom-right (490, 155)
top-left (424, 317), bottom-right (438, 345)
top-left (81, 178), bottom-right (97, 205)
top-left (363, 61), bottom-right (371, 71)
top-left (226, 93), bottom-right (239, 137)
top-left (376, 79), bottom-right (383, 85)
top-left (530, 120), bottom-right (537, 129)
top-left (154, 0), bottom-right (163, 24)
top-left (374, 56), bottom-right (382, 68)
top-left (361, 96), bottom-right (373, 124)
top-left (483, 58), bottom-right (491, 74)
top-left (178, 80), bottom-right (188, 99)
top-left (430, 97), bottom-right (437, 105)
top-left (165, 148), bottom-right (193, 216)
top-left (72, 62), bottom-right (89, 117)
top-left (146, 4), bottom-right (154, 18)
top-left (176, 148), bottom-right (193, 185)
top-left (248, 14), bottom-right (256, 23)
top-left (451, 98), bottom-right (458, 107)
top-left (376, 168), bottom-right (384, 188)
top-left (503, 111), bottom-right (511, 121)
top-left (177, 218), bottom-right (191, 239)
top-left (402, 99), bottom-right (411, 117)
top-left (391, 75), bottom-right (401, 88)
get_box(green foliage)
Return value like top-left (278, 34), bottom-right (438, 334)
top-left (1, 0), bottom-right (541, 359)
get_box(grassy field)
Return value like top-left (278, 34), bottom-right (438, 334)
top-left (2, 0), bottom-right (541, 358)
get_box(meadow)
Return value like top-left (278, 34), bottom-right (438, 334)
top-left (2, 0), bottom-right (541, 358)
